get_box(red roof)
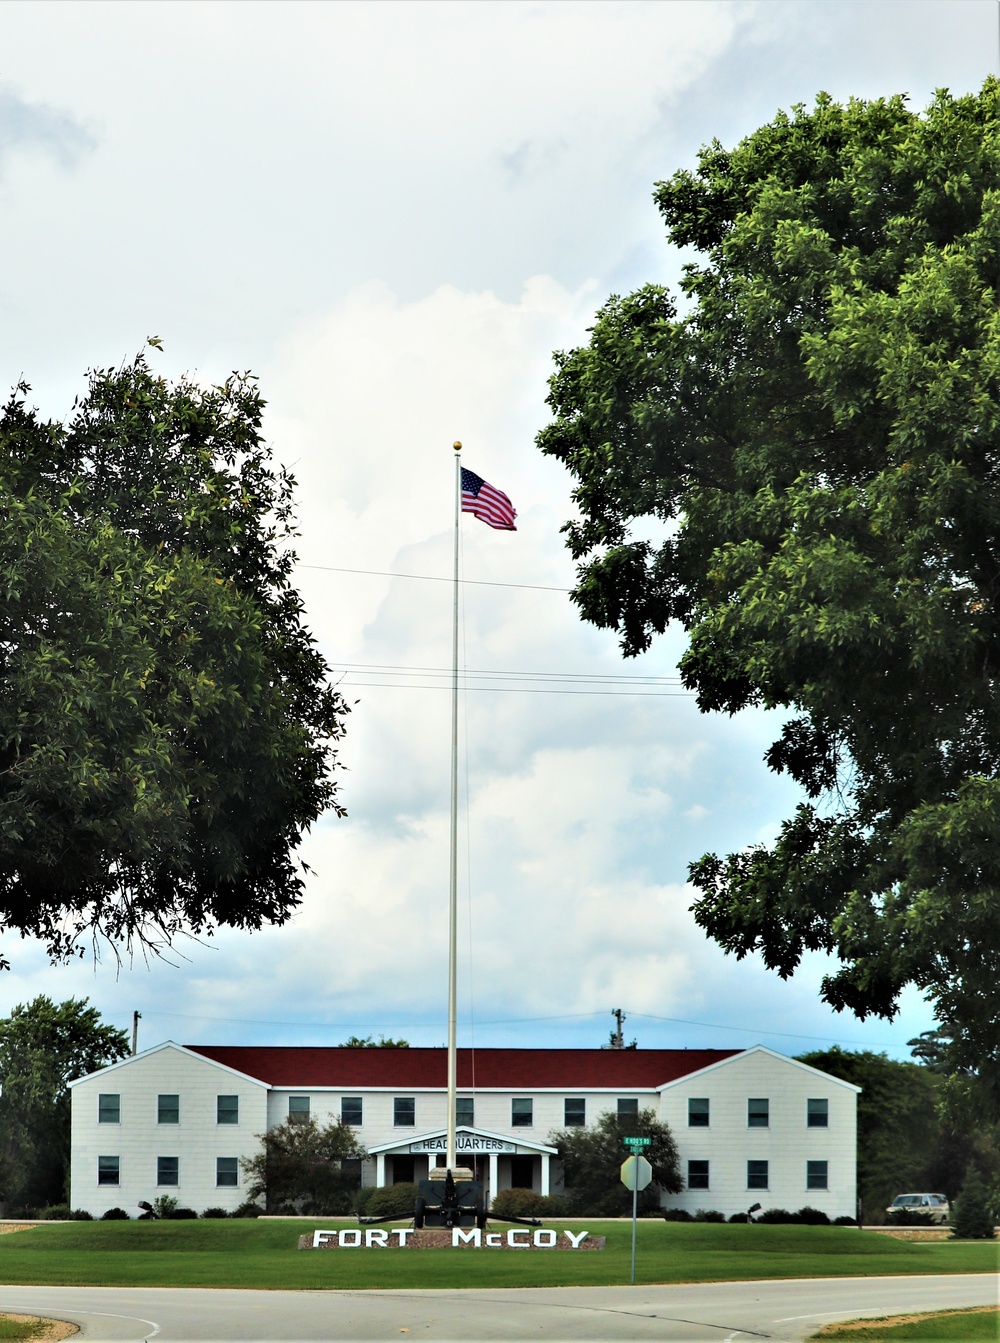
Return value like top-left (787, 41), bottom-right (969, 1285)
top-left (186, 1046), bottom-right (740, 1089)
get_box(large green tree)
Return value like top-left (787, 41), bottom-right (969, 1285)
top-left (551, 1108), bottom-right (680, 1216)
top-left (0, 996), bottom-right (128, 1210)
top-left (539, 83), bottom-right (1000, 1102)
top-left (0, 351), bottom-right (346, 964)
top-left (241, 1115), bottom-right (367, 1214)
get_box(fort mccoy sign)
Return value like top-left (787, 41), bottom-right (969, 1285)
top-left (301, 1228), bottom-right (604, 1251)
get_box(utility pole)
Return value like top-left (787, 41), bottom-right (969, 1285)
top-left (609, 1008), bottom-right (625, 1050)
top-left (131, 1011), bottom-right (141, 1056)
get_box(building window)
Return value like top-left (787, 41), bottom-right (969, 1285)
top-left (748, 1098), bottom-right (769, 1128)
top-left (288, 1096), bottom-right (310, 1124)
top-left (564, 1098), bottom-right (586, 1127)
top-left (98, 1093), bottom-right (120, 1124)
top-left (217, 1095), bottom-right (239, 1125)
top-left (158, 1094), bottom-right (179, 1124)
top-left (687, 1160), bottom-right (710, 1190)
top-left (394, 1097), bottom-right (415, 1126)
top-left (807, 1098), bottom-right (829, 1128)
top-left (216, 1157), bottom-right (238, 1188)
top-left (747, 1160), bottom-right (768, 1190)
top-left (98, 1155), bottom-right (120, 1186)
top-left (807, 1160), bottom-right (829, 1190)
top-left (511, 1098), bottom-right (533, 1127)
top-left (342, 1096), bottom-right (363, 1126)
top-left (456, 1096), bottom-right (474, 1127)
top-left (617, 1098), bottom-right (639, 1118)
top-left (688, 1098), bottom-right (709, 1127)
top-left (157, 1156), bottom-right (179, 1186)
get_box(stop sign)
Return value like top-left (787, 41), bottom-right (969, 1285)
top-left (620, 1154), bottom-right (653, 1191)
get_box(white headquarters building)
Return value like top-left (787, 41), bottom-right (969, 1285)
top-left (69, 1044), bottom-right (858, 1219)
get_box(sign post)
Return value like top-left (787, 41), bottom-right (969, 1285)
top-left (621, 1138), bottom-right (653, 1284)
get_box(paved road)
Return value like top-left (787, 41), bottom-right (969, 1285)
top-left (0, 1276), bottom-right (996, 1341)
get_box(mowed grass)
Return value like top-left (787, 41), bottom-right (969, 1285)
top-left (815, 1306), bottom-right (999, 1341)
top-left (0, 1219), bottom-right (996, 1290)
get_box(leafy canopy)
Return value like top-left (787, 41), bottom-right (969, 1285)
top-left (240, 1115), bottom-right (367, 1214)
top-left (0, 995), bottom-right (128, 1210)
top-left (550, 1108), bottom-right (680, 1216)
top-left (0, 353), bottom-right (347, 965)
top-left (539, 83), bottom-right (1000, 1100)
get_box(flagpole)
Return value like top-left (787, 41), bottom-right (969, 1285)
top-left (447, 440), bottom-right (461, 1175)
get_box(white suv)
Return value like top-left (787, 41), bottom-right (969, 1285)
top-left (885, 1193), bottom-right (950, 1224)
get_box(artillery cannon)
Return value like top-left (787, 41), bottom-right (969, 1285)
top-left (358, 1168), bottom-right (542, 1230)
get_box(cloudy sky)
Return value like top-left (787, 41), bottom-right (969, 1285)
top-left (0, 0), bottom-right (994, 1062)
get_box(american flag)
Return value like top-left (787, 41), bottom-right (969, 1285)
top-left (461, 468), bottom-right (517, 530)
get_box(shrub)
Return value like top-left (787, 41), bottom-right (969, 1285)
top-left (834, 1215), bottom-right (858, 1225)
top-left (151, 1195), bottom-right (178, 1220)
top-left (952, 1168), bottom-right (996, 1240)
top-left (231, 1201), bottom-right (262, 1218)
top-left (351, 1186), bottom-right (378, 1217)
top-left (70, 1209), bottom-right (93, 1220)
top-left (168, 1207), bottom-right (198, 1219)
top-left (693, 1209), bottom-right (725, 1223)
top-left (200, 1207), bottom-right (231, 1219)
top-left (796, 1207), bottom-right (831, 1225)
top-left (662, 1208), bottom-right (693, 1222)
top-left (364, 1183), bottom-right (419, 1219)
top-left (39, 1205), bottom-right (71, 1220)
top-left (758, 1208), bottom-right (795, 1223)
top-left (888, 1208), bottom-right (937, 1226)
top-left (488, 1188), bottom-right (566, 1220)
top-left (101, 1207), bottom-right (130, 1220)
top-left (728, 1212), bottom-right (750, 1223)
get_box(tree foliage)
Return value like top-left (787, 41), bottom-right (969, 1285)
top-left (952, 1165), bottom-right (996, 1239)
top-left (797, 1047), bottom-right (949, 1219)
top-left (539, 83), bottom-right (1000, 1099)
top-left (240, 1115), bottom-right (367, 1214)
top-left (551, 1108), bottom-right (680, 1215)
top-left (0, 353), bottom-right (347, 965)
top-left (0, 995), bottom-right (128, 1210)
top-left (340, 1035), bottom-right (410, 1048)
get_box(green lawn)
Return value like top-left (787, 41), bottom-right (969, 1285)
top-left (814, 1307), bottom-right (999, 1341)
top-left (0, 1219), bottom-right (996, 1290)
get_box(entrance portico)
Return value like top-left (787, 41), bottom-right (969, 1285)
top-left (369, 1126), bottom-right (558, 1205)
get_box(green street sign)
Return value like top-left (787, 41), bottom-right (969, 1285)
top-left (623, 1136), bottom-right (651, 1148)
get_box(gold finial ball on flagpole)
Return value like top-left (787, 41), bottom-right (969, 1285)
top-left (453, 441), bottom-right (462, 451)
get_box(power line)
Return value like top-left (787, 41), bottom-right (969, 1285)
top-left (299, 562), bottom-right (569, 594)
top-left (137, 1006), bottom-right (910, 1049)
top-left (334, 659), bottom-right (693, 697)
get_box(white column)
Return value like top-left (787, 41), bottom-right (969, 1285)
top-left (376, 1153), bottom-right (386, 1188)
top-left (540, 1155), bottom-right (550, 1197)
top-left (488, 1153), bottom-right (498, 1207)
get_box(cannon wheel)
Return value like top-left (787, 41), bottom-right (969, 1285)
top-left (475, 1198), bottom-right (487, 1231)
top-left (414, 1196), bottom-right (426, 1230)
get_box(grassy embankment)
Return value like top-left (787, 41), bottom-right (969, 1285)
top-left (0, 1219), bottom-right (996, 1290)
top-left (813, 1306), bottom-right (999, 1341)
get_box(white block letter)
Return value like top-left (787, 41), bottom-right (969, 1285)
top-left (453, 1228), bottom-right (481, 1247)
top-left (312, 1230), bottom-right (335, 1248)
top-left (565, 1231), bottom-right (589, 1249)
top-left (339, 1229), bottom-right (362, 1247)
top-left (365, 1229), bottom-right (389, 1248)
top-left (393, 1228), bottom-right (414, 1247)
top-left (533, 1229), bottom-right (556, 1248)
top-left (486, 1233), bottom-right (502, 1246)
top-left (507, 1229), bottom-right (530, 1248)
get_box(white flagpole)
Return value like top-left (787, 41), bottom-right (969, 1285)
top-left (447, 441), bottom-right (462, 1175)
